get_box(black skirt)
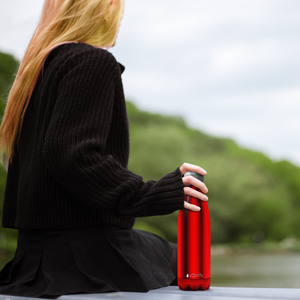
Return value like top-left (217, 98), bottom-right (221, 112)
top-left (0, 224), bottom-right (176, 298)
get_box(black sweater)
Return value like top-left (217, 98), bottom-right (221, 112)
top-left (2, 43), bottom-right (184, 229)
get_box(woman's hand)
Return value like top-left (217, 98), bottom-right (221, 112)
top-left (179, 163), bottom-right (208, 212)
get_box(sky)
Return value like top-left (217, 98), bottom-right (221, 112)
top-left (1, 0), bottom-right (300, 166)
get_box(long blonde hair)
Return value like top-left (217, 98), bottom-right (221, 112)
top-left (0, 0), bottom-right (124, 167)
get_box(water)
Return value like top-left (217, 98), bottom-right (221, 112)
top-left (212, 252), bottom-right (300, 288)
top-left (1, 251), bottom-right (300, 288)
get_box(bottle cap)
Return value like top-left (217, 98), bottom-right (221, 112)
top-left (184, 171), bottom-right (204, 182)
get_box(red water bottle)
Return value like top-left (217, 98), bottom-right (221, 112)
top-left (177, 171), bottom-right (211, 291)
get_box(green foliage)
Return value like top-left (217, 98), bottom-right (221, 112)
top-left (0, 50), bottom-right (299, 252)
top-left (127, 101), bottom-right (300, 244)
top-left (0, 51), bottom-right (19, 213)
top-left (0, 52), bottom-right (19, 252)
top-left (0, 52), bottom-right (19, 116)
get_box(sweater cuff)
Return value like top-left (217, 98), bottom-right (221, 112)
top-left (144, 167), bottom-right (185, 217)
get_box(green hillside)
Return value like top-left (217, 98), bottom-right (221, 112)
top-left (0, 52), bottom-right (19, 252)
top-left (127, 102), bottom-right (300, 244)
top-left (0, 50), bottom-right (299, 252)
top-left (0, 52), bottom-right (19, 113)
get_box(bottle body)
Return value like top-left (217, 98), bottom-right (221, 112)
top-left (177, 175), bottom-right (211, 291)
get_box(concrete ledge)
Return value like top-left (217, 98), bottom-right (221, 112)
top-left (2, 286), bottom-right (300, 300)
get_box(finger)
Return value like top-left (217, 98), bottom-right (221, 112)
top-left (180, 162), bottom-right (207, 176)
top-left (184, 187), bottom-right (208, 201)
top-left (184, 201), bottom-right (201, 211)
top-left (182, 176), bottom-right (208, 193)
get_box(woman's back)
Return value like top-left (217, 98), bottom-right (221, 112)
top-left (3, 42), bottom-right (135, 229)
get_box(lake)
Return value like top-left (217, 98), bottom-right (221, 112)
top-left (212, 252), bottom-right (300, 288)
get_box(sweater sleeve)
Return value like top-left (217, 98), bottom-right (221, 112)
top-left (42, 48), bottom-right (184, 219)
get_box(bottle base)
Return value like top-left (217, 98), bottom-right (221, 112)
top-left (178, 278), bottom-right (211, 291)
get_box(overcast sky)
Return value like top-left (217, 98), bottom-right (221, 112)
top-left (1, 0), bottom-right (300, 166)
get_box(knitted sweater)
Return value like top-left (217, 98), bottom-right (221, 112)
top-left (2, 43), bottom-right (185, 229)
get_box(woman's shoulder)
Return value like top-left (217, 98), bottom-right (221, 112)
top-left (41, 43), bottom-right (125, 89)
top-left (45, 42), bottom-right (120, 75)
top-left (58, 42), bottom-right (117, 65)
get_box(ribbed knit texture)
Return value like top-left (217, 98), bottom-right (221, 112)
top-left (2, 43), bottom-right (185, 229)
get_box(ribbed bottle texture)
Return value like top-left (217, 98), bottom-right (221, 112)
top-left (177, 172), bottom-right (211, 291)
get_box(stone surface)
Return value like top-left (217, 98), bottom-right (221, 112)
top-left (1, 286), bottom-right (300, 300)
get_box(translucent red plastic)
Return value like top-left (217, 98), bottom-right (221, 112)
top-left (177, 186), bottom-right (211, 291)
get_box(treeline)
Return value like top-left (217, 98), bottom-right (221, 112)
top-left (0, 50), bottom-right (300, 251)
top-left (0, 52), bottom-right (20, 251)
top-left (127, 102), bottom-right (300, 243)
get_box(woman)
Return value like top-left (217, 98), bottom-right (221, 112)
top-left (0, 0), bottom-right (208, 298)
